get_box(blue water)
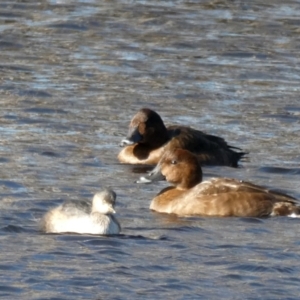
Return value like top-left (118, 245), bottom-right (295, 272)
top-left (0, 0), bottom-right (300, 299)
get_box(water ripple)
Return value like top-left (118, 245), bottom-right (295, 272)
top-left (0, 0), bottom-right (300, 299)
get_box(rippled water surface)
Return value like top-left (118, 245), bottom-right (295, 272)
top-left (1, 0), bottom-right (300, 299)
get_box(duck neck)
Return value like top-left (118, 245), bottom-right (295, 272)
top-left (178, 163), bottom-right (203, 190)
top-left (147, 124), bottom-right (169, 148)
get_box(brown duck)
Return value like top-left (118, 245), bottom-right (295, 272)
top-left (118, 108), bottom-right (246, 167)
top-left (140, 148), bottom-right (300, 218)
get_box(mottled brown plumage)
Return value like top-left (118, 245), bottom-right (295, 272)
top-left (148, 149), bottom-right (299, 217)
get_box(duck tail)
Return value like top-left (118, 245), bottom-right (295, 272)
top-left (271, 202), bottom-right (300, 217)
top-left (229, 150), bottom-right (249, 168)
top-left (288, 206), bottom-right (300, 218)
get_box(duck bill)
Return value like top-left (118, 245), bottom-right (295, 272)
top-left (136, 164), bottom-right (166, 183)
top-left (119, 127), bottom-right (143, 146)
top-left (108, 206), bottom-right (116, 214)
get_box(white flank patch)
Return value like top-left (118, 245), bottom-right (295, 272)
top-left (288, 213), bottom-right (300, 218)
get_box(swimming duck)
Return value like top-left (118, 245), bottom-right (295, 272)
top-left (139, 149), bottom-right (299, 217)
top-left (41, 188), bottom-right (121, 234)
top-left (118, 108), bottom-right (246, 167)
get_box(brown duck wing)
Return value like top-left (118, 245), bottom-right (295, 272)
top-left (166, 126), bottom-right (246, 167)
top-left (192, 178), bottom-right (245, 195)
top-left (196, 177), bottom-right (297, 204)
top-left (178, 178), bottom-right (298, 217)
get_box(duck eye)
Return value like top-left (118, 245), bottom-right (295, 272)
top-left (171, 160), bottom-right (177, 165)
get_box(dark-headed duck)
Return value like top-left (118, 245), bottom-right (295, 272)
top-left (140, 149), bottom-right (299, 217)
top-left (118, 108), bottom-right (246, 167)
